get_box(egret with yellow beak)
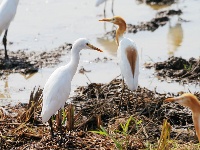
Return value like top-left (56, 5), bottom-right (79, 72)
top-left (41, 38), bottom-right (103, 136)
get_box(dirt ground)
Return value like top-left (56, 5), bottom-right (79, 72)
top-left (0, 0), bottom-right (200, 149)
top-left (144, 56), bottom-right (200, 85)
top-left (0, 43), bottom-right (72, 75)
top-left (0, 78), bottom-right (199, 149)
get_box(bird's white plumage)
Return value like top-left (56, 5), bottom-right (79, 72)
top-left (0, 0), bottom-right (19, 35)
top-left (118, 37), bottom-right (139, 91)
top-left (41, 38), bottom-right (101, 123)
top-left (95, 0), bottom-right (107, 7)
top-left (41, 65), bottom-right (72, 123)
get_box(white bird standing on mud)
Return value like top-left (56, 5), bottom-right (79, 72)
top-left (99, 16), bottom-right (139, 92)
top-left (0, 0), bottom-right (19, 60)
top-left (41, 38), bottom-right (103, 136)
top-left (95, 0), bottom-right (114, 16)
top-left (165, 93), bottom-right (200, 142)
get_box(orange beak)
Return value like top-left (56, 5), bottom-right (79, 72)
top-left (87, 43), bottom-right (103, 52)
top-left (164, 97), bottom-right (176, 103)
top-left (99, 18), bottom-right (112, 22)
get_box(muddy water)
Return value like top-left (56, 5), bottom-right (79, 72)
top-left (0, 0), bottom-right (199, 105)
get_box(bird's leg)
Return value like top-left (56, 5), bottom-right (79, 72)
top-left (127, 90), bottom-right (131, 113)
top-left (3, 30), bottom-right (9, 60)
top-left (57, 109), bottom-right (63, 145)
top-left (59, 109), bottom-right (62, 135)
top-left (48, 116), bottom-right (54, 138)
top-left (111, 0), bottom-right (114, 16)
top-left (103, 1), bottom-right (107, 31)
top-left (56, 109), bottom-right (62, 135)
top-left (119, 78), bottom-right (125, 112)
top-left (103, 1), bottom-right (107, 18)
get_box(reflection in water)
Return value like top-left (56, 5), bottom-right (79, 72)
top-left (0, 76), bottom-right (10, 99)
top-left (19, 72), bottom-right (37, 80)
top-left (136, 0), bottom-right (172, 10)
top-left (95, 0), bottom-right (115, 17)
top-left (96, 37), bottom-right (118, 56)
top-left (0, 73), bottom-right (37, 100)
top-left (167, 17), bottom-right (183, 55)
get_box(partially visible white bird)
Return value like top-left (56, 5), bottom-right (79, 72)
top-left (41, 38), bottom-right (103, 136)
top-left (99, 16), bottom-right (139, 91)
top-left (95, 0), bottom-right (115, 17)
top-left (99, 16), bottom-right (139, 111)
top-left (0, 0), bottom-right (19, 60)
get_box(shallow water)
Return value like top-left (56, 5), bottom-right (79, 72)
top-left (0, 0), bottom-right (199, 105)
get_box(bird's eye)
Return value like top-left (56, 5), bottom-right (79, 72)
top-left (86, 43), bottom-right (89, 46)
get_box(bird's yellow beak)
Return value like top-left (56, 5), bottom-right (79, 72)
top-left (87, 43), bottom-right (103, 52)
top-left (99, 18), bottom-right (112, 22)
top-left (164, 97), bottom-right (176, 103)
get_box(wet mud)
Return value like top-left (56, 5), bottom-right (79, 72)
top-left (145, 56), bottom-right (200, 84)
top-left (0, 79), bottom-right (199, 149)
top-left (137, 0), bottom-right (175, 6)
top-left (0, 43), bottom-right (72, 76)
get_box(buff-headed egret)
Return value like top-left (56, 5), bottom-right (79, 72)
top-left (41, 38), bottom-right (103, 136)
top-left (99, 16), bottom-right (139, 111)
top-left (0, 0), bottom-right (19, 60)
top-left (95, 0), bottom-right (114, 17)
top-left (165, 93), bottom-right (200, 142)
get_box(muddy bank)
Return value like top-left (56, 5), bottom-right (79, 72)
top-left (0, 43), bottom-right (72, 75)
top-left (137, 0), bottom-right (175, 6)
top-left (0, 78), bottom-right (199, 149)
top-left (145, 56), bottom-right (200, 84)
top-left (104, 9), bottom-right (183, 38)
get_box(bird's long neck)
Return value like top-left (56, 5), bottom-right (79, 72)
top-left (190, 98), bottom-right (200, 142)
top-left (68, 47), bottom-right (80, 76)
top-left (189, 98), bottom-right (200, 113)
top-left (193, 114), bottom-right (200, 142)
top-left (116, 21), bottom-right (126, 45)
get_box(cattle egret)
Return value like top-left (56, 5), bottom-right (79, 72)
top-left (99, 16), bottom-right (139, 111)
top-left (165, 93), bottom-right (200, 142)
top-left (95, 0), bottom-right (114, 16)
top-left (41, 38), bottom-right (103, 136)
top-left (99, 16), bottom-right (139, 90)
top-left (0, 0), bottom-right (19, 60)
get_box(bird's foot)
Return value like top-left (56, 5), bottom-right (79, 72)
top-left (2, 57), bottom-right (11, 68)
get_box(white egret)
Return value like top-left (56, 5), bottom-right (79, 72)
top-left (99, 16), bottom-right (139, 110)
top-left (0, 0), bottom-right (19, 60)
top-left (41, 38), bottom-right (103, 136)
top-left (165, 93), bottom-right (200, 142)
top-left (95, 0), bottom-right (114, 17)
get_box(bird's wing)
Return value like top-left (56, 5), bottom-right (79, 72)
top-left (0, 0), bottom-right (19, 32)
top-left (41, 67), bottom-right (71, 122)
top-left (126, 46), bottom-right (138, 77)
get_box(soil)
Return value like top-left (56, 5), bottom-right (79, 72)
top-left (137, 0), bottom-right (175, 6)
top-left (0, 43), bottom-right (72, 76)
top-left (0, 79), bottom-right (199, 149)
top-left (144, 56), bottom-right (200, 84)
